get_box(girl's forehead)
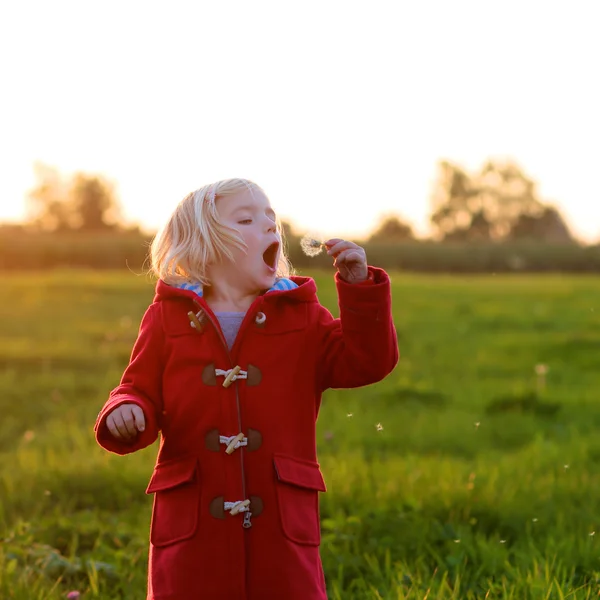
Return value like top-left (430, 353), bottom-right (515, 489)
top-left (220, 188), bottom-right (272, 212)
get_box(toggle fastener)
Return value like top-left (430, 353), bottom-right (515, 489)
top-left (225, 432), bottom-right (246, 455)
top-left (221, 366), bottom-right (243, 388)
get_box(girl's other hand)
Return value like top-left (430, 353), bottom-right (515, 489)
top-left (106, 403), bottom-right (146, 441)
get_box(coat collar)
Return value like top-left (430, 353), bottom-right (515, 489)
top-left (174, 277), bottom-right (298, 298)
top-left (153, 276), bottom-right (318, 304)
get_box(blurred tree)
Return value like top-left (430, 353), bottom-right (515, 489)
top-left (442, 210), bottom-right (492, 242)
top-left (429, 161), bottom-right (479, 240)
top-left (508, 205), bottom-right (573, 243)
top-left (69, 173), bottom-right (119, 230)
top-left (27, 162), bottom-right (121, 231)
top-left (429, 159), bottom-right (571, 242)
top-left (27, 163), bottom-right (72, 231)
top-left (280, 220), bottom-right (297, 242)
top-left (369, 214), bottom-right (415, 242)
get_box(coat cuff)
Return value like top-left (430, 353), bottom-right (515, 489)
top-left (335, 266), bottom-right (393, 330)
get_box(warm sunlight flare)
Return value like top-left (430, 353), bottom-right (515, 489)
top-left (0, 0), bottom-right (598, 242)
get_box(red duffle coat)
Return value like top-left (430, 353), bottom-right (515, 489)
top-left (94, 266), bottom-right (399, 600)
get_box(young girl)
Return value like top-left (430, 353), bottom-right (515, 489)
top-left (94, 178), bottom-right (399, 600)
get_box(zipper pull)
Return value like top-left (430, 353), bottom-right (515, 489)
top-left (242, 511), bottom-right (253, 529)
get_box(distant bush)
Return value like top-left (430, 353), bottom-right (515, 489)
top-left (1, 230), bottom-right (599, 273)
top-left (0, 231), bottom-right (150, 271)
top-left (357, 240), bottom-right (600, 273)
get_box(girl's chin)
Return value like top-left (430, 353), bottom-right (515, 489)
top-left (257, 267), bottom-right (277, 288)
top-left (234, 261), bottom-right (277, 291)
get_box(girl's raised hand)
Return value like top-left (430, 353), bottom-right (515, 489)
top-left (325, 238), bottom-right (368, 284)
top-left (106, 403), bottom-right (146, 441)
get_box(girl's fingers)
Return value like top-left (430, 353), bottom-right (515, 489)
top-left (121, 407), bottom-right (138, 438)
top-left (106, 414), bottom-right (123, 439)
top-left (334, 248), bottom-right (365, 266)
top-left (130, 404), bottom-right (146, 432)
top-left (335, 249), bottom-right (369, 283)
top-left (326, 240), bottom-right (360, 257)
top-left (112, 412), bottom-right (132, 440)
top-left (106, 404), bottom-right (144, 441)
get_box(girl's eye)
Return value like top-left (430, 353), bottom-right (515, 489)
top-left (238, 219), bottom-right (252, 224)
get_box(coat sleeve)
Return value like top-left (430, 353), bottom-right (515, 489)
top-left (314, 266), bottom-right (399, 392)
top-left (94, 303), bottom-right (164, 455)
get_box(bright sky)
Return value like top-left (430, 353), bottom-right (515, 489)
top-left (0, 0), bottom-right (598, 241)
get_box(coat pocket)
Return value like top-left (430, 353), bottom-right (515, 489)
top-left (146, 456), bottom-right (200, 547)
top-left (273, 453), bottom-right (327, 546)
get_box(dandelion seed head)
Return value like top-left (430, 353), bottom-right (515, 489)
top-left (300, 234), bottom-right (324, 257)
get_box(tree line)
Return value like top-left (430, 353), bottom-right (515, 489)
top-left (368, 160), bottom-right (573, 244)
top-left (9, 159), bottom-right (578, 245)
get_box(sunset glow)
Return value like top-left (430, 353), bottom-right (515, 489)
top-left (0, 0), bottom-right (598, 241)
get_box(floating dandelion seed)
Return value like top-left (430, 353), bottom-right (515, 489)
top-left (300, 233), bottom-right (326, 257)
top-left (500, 540), bottom-right (506, 544)
top-left (474, 422), bottom-right (481, 429)
top-left (590, 531), bottom-right (596, 536)
top-left (535, 363), bottom-right (549, 393)
top-left (532, 518), bottom-right (538, 523)
top-left (564, 464), bottom-right (570, 470)
top-left (376, 423), bottom-right (384, 431)
top-left (454, 539), bottom-right (461, 543)
top-left (347, 413), bottom-right (353, 418)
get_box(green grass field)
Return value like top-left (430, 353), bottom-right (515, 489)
top-left (1, 269), bottom-right (600, 599)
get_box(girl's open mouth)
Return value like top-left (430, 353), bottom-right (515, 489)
top-left (262, 242), bottom-right (280, 271)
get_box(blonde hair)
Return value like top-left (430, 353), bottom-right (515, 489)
top-left (150, 178), bottom-right (294, 286)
